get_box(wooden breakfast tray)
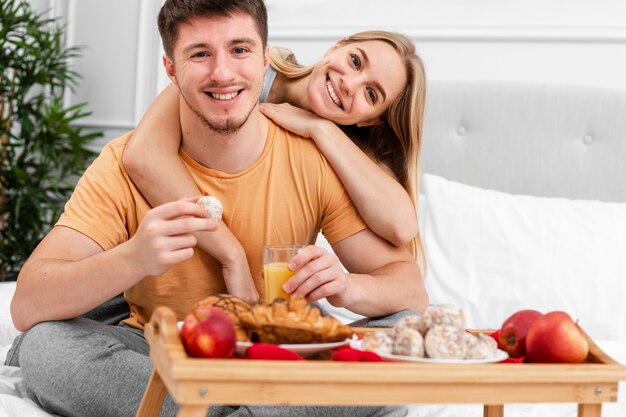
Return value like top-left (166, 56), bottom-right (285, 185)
top-left (136, 306), bottom-right (626, 417)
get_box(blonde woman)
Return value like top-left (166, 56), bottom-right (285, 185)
top-left (123, 31), bottom-right (427, 305)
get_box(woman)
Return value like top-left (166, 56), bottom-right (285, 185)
top-left (123, 31), bottom-right (427, 305)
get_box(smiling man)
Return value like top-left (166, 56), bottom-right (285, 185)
top-left (170, 20), bottom-right (266, 134)
top-left (8, 1), bottom-right (425, 416)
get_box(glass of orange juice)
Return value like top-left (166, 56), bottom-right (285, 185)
top-left (263, 244), bottom-right (304, 303)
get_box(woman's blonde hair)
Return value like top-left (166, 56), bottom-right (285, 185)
top-left (269, 31), bottom-right (427, 279)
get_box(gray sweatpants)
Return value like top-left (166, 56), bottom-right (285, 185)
top-left (6, 317), bottom-right (407, 417)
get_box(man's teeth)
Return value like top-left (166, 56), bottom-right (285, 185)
top-left (326, 81), bottom-right (342, 108)
top-left (209, 91), bottom-right (239, 100)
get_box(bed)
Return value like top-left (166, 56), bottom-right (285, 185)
top-left (2, 80), bottom-right (626, 416)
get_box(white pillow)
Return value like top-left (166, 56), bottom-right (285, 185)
top-left (421, 174), bottom-right (626, 341)
top-left (0, 281), bottom-right (20, 350)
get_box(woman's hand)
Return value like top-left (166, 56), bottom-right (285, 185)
top-left (193, 221), bottom-right (260, 305)
top-left (221, 253), bottom-right (259, 305)
top-left (259, 102), bottom-right (334, 140)
top-left (282, 245), bottom-right (352, 307)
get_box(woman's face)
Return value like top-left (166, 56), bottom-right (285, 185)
top-left (307, 40), bottom-right (407, 126)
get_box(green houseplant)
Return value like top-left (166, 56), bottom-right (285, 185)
top-left (0, 0), bottom-right (101, 281)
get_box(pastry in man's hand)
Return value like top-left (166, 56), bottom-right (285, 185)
top-left (197, 195), bottom-right (223, 221)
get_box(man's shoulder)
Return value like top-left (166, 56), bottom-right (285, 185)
top-left (100, 131), bottom-right (134, 157)
top-left (269, 121), bottom-right (326, 161)
top-left (87, 131), bottom-right (135, 173)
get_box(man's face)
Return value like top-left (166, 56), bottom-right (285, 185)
top-left (164, 13), bottom-right (269, 134)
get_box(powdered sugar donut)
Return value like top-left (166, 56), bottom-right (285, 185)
top-left (392, 314), bottom-right (422, 336)
top-left (197, 195), bottom-right (223, 221)
top-left (420, 304), bottom-right (465, 335)
top-left (464, 333), bottom-right (498, 359)
top-left (392, 327), bottom-right (424, 358)
top-left (424, 324), bottom-right (467, 359)
top-left (361, 331), bottom-right (393, 355)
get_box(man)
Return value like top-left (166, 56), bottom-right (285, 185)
top-left (8, 0), bottom-right (427, 416)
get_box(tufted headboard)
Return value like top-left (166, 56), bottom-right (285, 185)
top-left (421, 81), bottom-right (626, 202)
top-left (417, 81), bottom-right (626, 340)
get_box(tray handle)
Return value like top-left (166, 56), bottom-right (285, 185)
top-left (146, 306), bottom-right (180, 347)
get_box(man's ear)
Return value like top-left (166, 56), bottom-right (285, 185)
top-left (163, 54), bottom-right (178, 85)
top-left (356, 118), bottom-right (384, 128)
top-left (263, 45), bottom-right (270, 70)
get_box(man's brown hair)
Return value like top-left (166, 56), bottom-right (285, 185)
top-left (158, 0), bottom-right (268, 58)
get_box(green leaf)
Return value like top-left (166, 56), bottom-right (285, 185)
top-left (0, 0), bottom-right (102, 279)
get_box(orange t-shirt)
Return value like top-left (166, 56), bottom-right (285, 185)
top-left (56, 120), bottom-right (366, 329)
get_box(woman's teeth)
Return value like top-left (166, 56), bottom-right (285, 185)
top-left (209, 91), bottom-right (239, 100)
top-left (326, 81), bottom-right (342, 108)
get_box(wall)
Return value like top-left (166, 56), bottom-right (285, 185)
top-left (29, 0), bottom-right (626, 145)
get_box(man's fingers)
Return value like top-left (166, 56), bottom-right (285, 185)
top-left (293, 265), bottom-right (347, 300)
top-left (287, 245), bottom-right (322, 270)
top-left (149, 199), bottom-right (207, 221)
top-left (150, 234), bottom-right (198, 253)
top-left (145, 217), bottom-right (217, 238)
top-left (182, 195), bottom-right (205, 203)
top-left (156, 247), bottom-right (195, 268)
top-left (304, 281), bottom-right (342, 303)
top-left (285, 255), bottom-right (329, 293)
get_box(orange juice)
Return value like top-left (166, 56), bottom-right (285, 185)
top-left (264, 262), bottom-right (294, 302)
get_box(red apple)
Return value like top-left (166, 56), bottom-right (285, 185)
top-left (180, 305), bottom-right (236, 358)
top-left (498, 309), bottom-right (543, 358)
top-left (525, 311), bottom-right (589, 363)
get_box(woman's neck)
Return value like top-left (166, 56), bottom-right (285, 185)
top-left (268, 72), bottom-right (311, 111)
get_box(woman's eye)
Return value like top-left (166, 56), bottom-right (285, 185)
top-left (367, 88), bottom-right (378, 104)
top-left (350, 54), bottom-right (361, 70)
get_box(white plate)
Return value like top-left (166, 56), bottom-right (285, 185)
top-left (237, 339), bottom-right (351, 357)
top-left (350, 339), bottom-right (509, 364)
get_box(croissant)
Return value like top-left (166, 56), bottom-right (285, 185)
top-left (238, 294), bottom-right (353, 344)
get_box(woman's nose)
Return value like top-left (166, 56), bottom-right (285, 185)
top-left (340, 75), bottom-right (355, 96)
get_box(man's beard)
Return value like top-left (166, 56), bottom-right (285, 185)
top-left (181, 88), bottom-right (254, 135)
top-left (192, 107), bottom-right (248, 135)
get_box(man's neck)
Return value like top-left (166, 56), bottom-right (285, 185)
top-left (180, 105), bottom-right (269, 174)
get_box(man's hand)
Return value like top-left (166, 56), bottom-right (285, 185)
top-left (282, 245), bottom-right (352, 307)
top-left (128, 197), bottom-right (218, 278)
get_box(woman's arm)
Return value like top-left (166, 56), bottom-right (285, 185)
top-left (124, 84), bottom-right (187, 205)
top-left (123, 84), bottom-right (259, 304)
top-left (260, 103), bottom-right (418, 247)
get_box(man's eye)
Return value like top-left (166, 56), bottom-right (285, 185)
top-left (367, 88), bottom-right (377, 104)
top-left (233, 47), bottom-right (247, 54)
top-left (192, 52), bottom-right (208, 58)
top-left (350, 54), bottom-right (361, 70)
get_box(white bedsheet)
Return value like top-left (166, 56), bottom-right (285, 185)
top-left (1, 282), bottom-right (625, 417)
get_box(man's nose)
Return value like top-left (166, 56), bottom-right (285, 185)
top-left (210, 53), bottom-right (235, 82)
